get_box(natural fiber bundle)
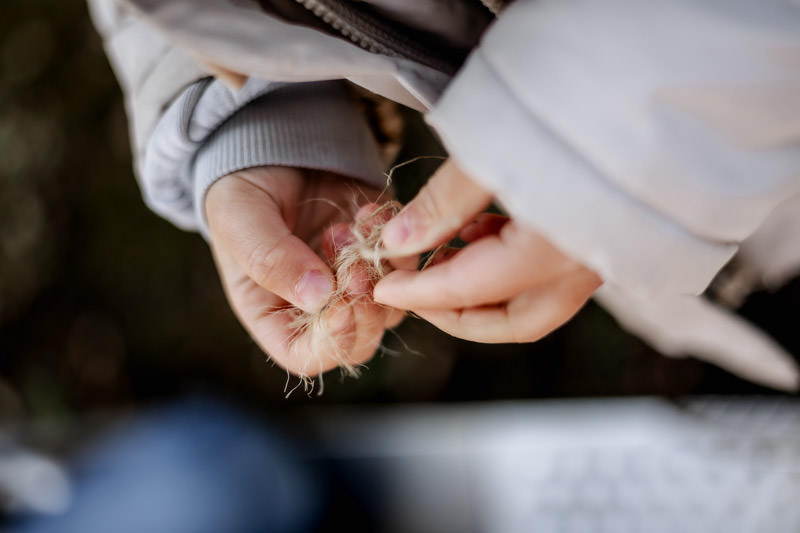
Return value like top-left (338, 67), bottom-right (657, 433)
top-left (281, 157), bottom-right (446, 395)
top-left (284, 200), bottom-right (403, 393)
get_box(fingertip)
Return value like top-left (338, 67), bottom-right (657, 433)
top-left (382, 159), bottom-right (493, 254)
top-left (323, 223), bottom-right (354, 262)
top-left (355, 202), bottom-right (397, 249)
top-left (380, 210), bottom-right (411, 250)
top-left (373, 270), bottom-right (414, 308)
top-left (295, 270), bottom-right (334, 313)
top-left (343, 264), bottom-right (372, 295)
top-left (355, 202), bottom-right (382, 222)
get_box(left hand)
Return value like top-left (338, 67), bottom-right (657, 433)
top-left (373, 160), bottom-right (602, 343)
top-left (206, 167), bottom-right (404, 378)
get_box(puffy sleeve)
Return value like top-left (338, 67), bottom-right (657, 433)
top-left (427, 0), bottom-right (800, 296)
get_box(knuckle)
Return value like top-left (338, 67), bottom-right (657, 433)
top-left (204, 183), bottom-right (237, 231)
top-left (566, 271), bottom-right (601, 307)
top-left (502, 221), bottom-right (542, 256)
top-left (416, 184), bottom-right (447, 226)
top-left (509, 312), bottom-right (537, 344)
top-left (513, 320), bottom-right (548, 344)
top-left (509, 297), bottom-right (553, 344)
top-left (435, 262), bottom-right (471, 308)
top-left (245, 236), bottom-right (288, 289)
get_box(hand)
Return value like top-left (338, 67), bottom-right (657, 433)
top-left (373, 160), bottom-right (602, 343)
top-left (206, 166), bottom-right (403, 378)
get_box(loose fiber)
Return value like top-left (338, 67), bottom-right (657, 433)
top-left (283, 200), bottom-right (402, 395)
top-left (281, 155), bottom-right (447, 396)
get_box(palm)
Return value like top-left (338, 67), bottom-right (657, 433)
top-left (282, 170), bottom-right (370, 256)
top-left (206, 167), bottom-right (396, 385)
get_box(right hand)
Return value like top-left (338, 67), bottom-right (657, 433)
top-left (205, 166), bottom-right (405, 378)
top-left (373, 160), bottom-right (601, 344)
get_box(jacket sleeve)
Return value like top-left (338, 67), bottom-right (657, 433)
top-left (426, 0), bottom-right (800, 296)
top-left (88, 0), bottom-right (385, 235)
top-left (86, 0), bottom-right (207, 168)
top-left (143, 78), bottom-right (386, 235)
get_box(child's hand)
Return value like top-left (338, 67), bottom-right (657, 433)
top-left (373, 160), bottom-right (602, 343)
top-left (205, 166), bottom-right (403, 377)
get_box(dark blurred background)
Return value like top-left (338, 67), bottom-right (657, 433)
top-left (1, 0), bottom-right (799, 429)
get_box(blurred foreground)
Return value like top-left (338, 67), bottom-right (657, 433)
top-left (5, 396), bottom-right (800, 533)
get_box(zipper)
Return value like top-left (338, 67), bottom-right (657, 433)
top-left (291, 0), bottom-right (464, 74)
top-left (292, 0), bottom-right (395, 56)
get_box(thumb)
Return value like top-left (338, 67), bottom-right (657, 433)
top-left (381, 159), bottom-right (492, 256)
top-left (206, 173), bottom-right (334, 313)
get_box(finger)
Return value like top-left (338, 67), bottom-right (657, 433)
top-left (374, 221), bottom-right (582, 310)
top-left (413, 271), bottom-right (601, 343)
top-left (381, 159), bottom-right (493, 256)
top-left (211, 242), bottom-right (334, 375)
top-left (340, 263), bottom-right (374, 296)
top-left (354, 205), bottom-right (409, 327)
top-left (425, 246), bottom-right (460, 268)
top-left (355, 203), bottom-right (418, 272)
top-left (354, 202), bottom-right (393, 236)
top-left (322, 206), bottom-right (404, 332)
top-left (459, 213), bottom-right (510, 243)
top-left (341, 297), bottom-right (389, 371)
top-left (296, 295), bottom-right (387, 377)
top-left (322, 221), bottom-right (385, 296)
top-left (384, 308), bottom-right (406, 329)
top-left (324, 204), bottom-right (416, 289)
top-left (207, 174), bottom-right (333, 314)
top-left (323, 223), bottom-right (355, 264)
top-left (214, 242), bottom-right (383, 377)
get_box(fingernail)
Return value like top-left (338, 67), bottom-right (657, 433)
top-left (296, 270), bottom-right (332, 312)
top-left (381, 212), bottom-right (411, 249)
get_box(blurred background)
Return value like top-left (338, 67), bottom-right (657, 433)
top-left (1, 1), bottom-right (799, 531)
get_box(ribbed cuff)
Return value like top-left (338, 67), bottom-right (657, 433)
top-left (192, 81), bottom-right (385, 238)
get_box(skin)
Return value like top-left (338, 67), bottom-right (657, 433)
top-left (205, 166), bottom-right (406, 377)
top-left (373, 159), bottom-right (603, 344)
top-left (200, 53), bottom-right (598, 362)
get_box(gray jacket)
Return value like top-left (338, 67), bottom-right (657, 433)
top-left (88, 0), bottom-right (800, 389)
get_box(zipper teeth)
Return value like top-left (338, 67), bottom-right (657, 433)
top-left (293, 0), bottom-right (398, 57)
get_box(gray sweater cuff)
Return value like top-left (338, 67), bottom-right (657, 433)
top-left (192, 81), bottom-right (385, 237)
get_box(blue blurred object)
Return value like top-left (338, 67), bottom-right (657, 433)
top-left (9, 398), bottom-right (322, 533)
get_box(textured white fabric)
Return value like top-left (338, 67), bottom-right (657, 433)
top-left (86, 0), bottom-right (206, 166)
top-left (430, 0), bottom-right (800, 295)
top-left (426, 0), bottom-right (800, 389)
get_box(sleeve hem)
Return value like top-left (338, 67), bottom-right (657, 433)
top-left (192, 82), bottom-right (385, 238)
top-left (140, 78), bottom-right (384, 237)
top-left (427, 51), bottom-right (737, 295)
